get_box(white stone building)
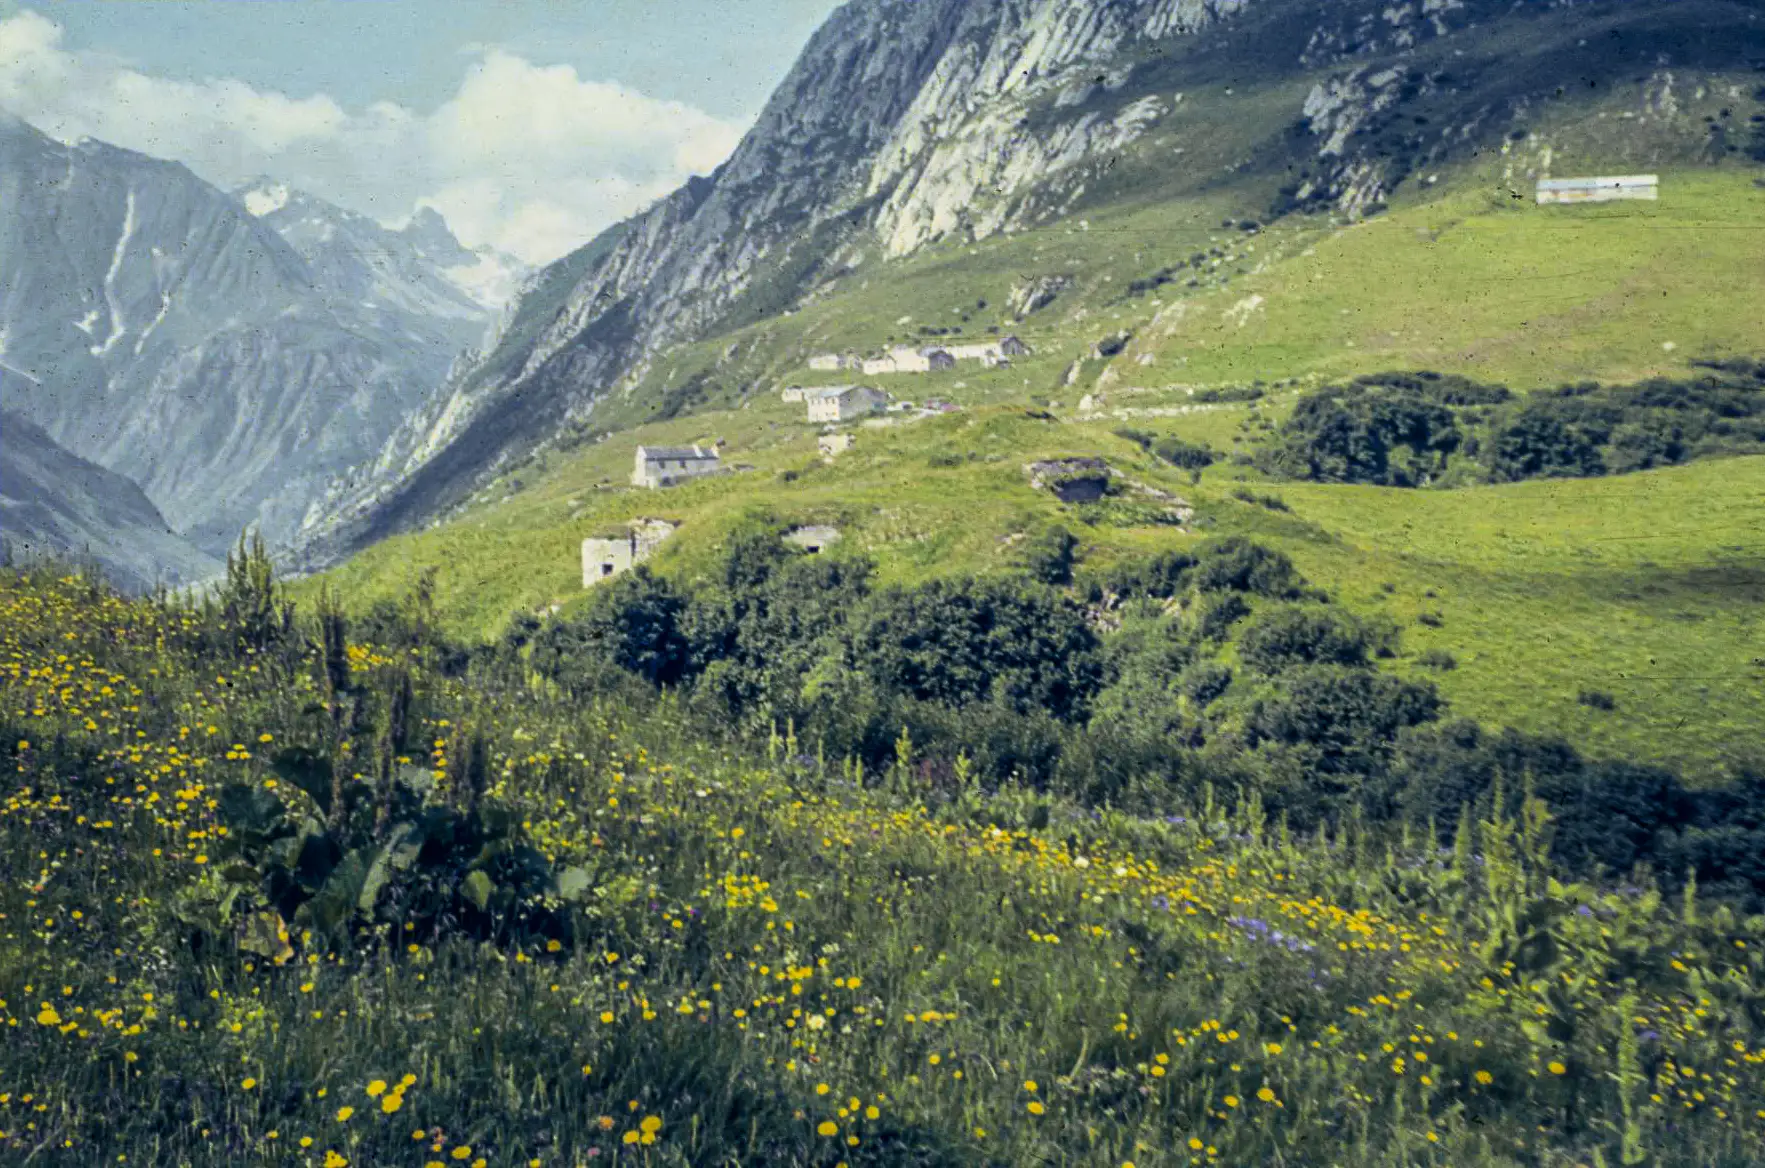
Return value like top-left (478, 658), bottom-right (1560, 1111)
top-left (807, 385), bottom-right (888, 423)
top-left (808, 352), bottom-right (857, 372)
top-left (942, 335), bottom-right (1031, 366)
top-left (1536, 175), bottom-right (1658, 204)
top-left (780, 385), bottom-right (808, 403)
top-left (632, 445), bottom-right (722, 489)
top-left (860, 346), bottom-right (956, 375)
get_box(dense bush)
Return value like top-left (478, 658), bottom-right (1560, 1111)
top-left (851, 577), bottom-right (1101, 721)
top-left (1018, 525), bottom-right (1081, 585)
top-left (533, 567), bottom-right (692, 689)
top-left (1262, 364), bottom-right (1765, 487)
top-left (1256, 382), bottom-right (1461, 486)
top-left (1246, 666), bottom-right (1443, 786)
top-left (517, 530), bottom-right (1765, 910)
top-left (1237, 605), bottom-right (1381, 672)
top-left (1115, 427), bottom-right (1219, 470)
top-left (1393, 721), bottom-right (1765, 908)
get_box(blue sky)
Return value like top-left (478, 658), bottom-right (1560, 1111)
top-left (0, 1), bottom-right (842, 261)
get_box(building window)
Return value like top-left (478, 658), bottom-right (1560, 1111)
top-left (602, 563), bottom-right (615, 576)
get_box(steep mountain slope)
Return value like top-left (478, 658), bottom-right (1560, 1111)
top-left (0, 112), bottom-right (490, 553)
top-left (1, 368), bottom-right (219, 593)
top-left (293, 0), bottom-right (1765, 567)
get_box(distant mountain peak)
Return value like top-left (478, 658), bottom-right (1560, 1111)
top-left (403, 205), bottom-right (456, 244)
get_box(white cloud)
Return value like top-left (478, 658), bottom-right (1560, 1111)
top-left (0, 9), bottom-right (746, 264)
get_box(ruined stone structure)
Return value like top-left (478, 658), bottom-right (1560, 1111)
top-left (582, 519), bottom-right (679, 586)
top-left (1026, 457), bottom-right (1111, 504)
top-left (784, 525), bottom-right (843, 554)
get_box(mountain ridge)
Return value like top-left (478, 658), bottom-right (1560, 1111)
top-left (289, 0), bottom-right (1765, 570)
top-left (0, 113), bottom-right (496, 553)
top-left (1, 362), bottom-right (220, 593)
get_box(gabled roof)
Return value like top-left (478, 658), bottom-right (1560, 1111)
top-left (637, 445), bottom-right (717, 461)
top-left (1537, 175), bottom-right (1657, 189)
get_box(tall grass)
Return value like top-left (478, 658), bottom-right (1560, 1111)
top-left (3, 565), bottom-right (1763, 1166)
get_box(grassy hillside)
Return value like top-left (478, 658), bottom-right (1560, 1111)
top-left (1125, 172), bottom-right (1765, 389)
top-left (296, 378), bottom-right (1765, 779)
top-left (7, 569), bottom-right (1765, 1167)
top-left (303, 75), bottom-right (1765, 783)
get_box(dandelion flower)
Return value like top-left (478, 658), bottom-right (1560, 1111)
top-left (335, 1106), bottom-right (354, 1122)
top-left (1548, 1061), bottom-right (1567, 1075)
top-left (818, 1122), bottom-right (839, 1137)
top-left (241, 1078), bottom-right (257, 1091)
top-left (1027, 1101), bottom-right (1045, 1116)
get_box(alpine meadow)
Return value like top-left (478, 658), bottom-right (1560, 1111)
top-left (2, 1), bottom-right (1764, 1166)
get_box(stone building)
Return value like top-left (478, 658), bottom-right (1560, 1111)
top-left (860, 346), bottom-right (954, 375)
top-left (1536, 175), bottom-right (1658, 204)
top-left (943, 335), bottom-right (1031, 366)
top-left (1026, 457), bottom-right (1111, 504)
top-left (582, 519), bottom-right (679, 586)
top-left (818, 432), bottom-right (856, 457)
top-left (632, 445), bottom-right (722, 489)
top-left (783, 525), bottom-right (842, 554)
top-left (806, 385), bottom-right (888, 423)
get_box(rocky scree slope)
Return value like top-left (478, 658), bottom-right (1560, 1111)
top-left (292, 0), bottom-right (1765, 568)
top-left (0, 112), bottom-right (496, 554)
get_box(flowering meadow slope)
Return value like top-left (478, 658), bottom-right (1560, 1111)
top-left (2, 565), bottom-right (1763, 1166)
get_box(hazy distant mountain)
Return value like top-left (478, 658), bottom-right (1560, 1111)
top-left (1, 365), bottom-right (219, 593)
top-left (236, 179), bottom-right (527, 319)
top-left (0, 110), bottom-right (500, 553)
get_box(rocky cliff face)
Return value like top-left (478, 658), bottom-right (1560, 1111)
top-left (295, 0), bottom-right (1765, 565)
top-left (295, 0), bottom-right (1262, 560)
top-left (0, 113), bottom-right (494, 553)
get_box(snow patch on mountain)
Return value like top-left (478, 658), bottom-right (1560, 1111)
top-left (241, 182), bottom-right (291, 217)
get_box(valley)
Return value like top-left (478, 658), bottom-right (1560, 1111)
top-left (4, 0), bottom-right (1764, 1164)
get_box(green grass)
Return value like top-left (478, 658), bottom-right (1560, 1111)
top-left (301, 380), bottom-right (1765, 778)
top-left (1243, 456), bottom-right (1765, 778)
top-left (1128, 172), bottom-right (1765, 389)
top-left (7, 572), bottom-right (1765, 1167)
